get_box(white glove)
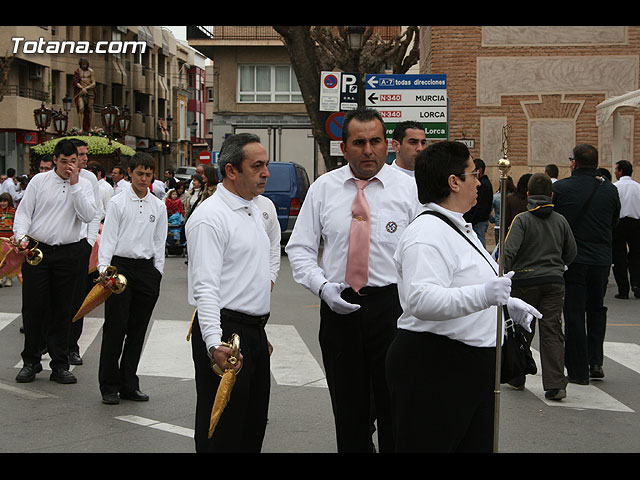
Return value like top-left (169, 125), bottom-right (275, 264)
top-left (506, 297), bottom-right (542, 333)
top-left (320, 282), bottom-right (361, 315)
top-left (483, 271), bottom-right (514, 306)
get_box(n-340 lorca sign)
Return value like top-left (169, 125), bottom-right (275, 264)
top-left (365, 74), bottom-right (448, 139)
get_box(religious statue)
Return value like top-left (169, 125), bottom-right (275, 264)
top-left (73, 57), bottom-right (96, 133)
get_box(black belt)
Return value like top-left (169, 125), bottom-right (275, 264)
top-left (113, 255), bottom-right (154, 265)
top-left (36, 239), bottom-right (82, 252)
top-left (343, 284), bottom-right (398, 297)
top-left (220, 308), bottom-right (270, 327)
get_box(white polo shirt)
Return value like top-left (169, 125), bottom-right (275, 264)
top-left (13, 169), bottom-right (96, 246)
top-left (186, 183), bottom-right (271, 351)
top-left (97, 183), bottom-right (167, 275)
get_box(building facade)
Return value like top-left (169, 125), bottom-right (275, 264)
top-left (0, 26), bottom-right (207, 177)
top-left (420, 25), bottom-right (640, 184)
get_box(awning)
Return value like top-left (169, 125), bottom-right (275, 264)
top-left (596, 89), bottom-right (640, 125)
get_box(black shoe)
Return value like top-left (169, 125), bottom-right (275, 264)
top-left (120, 390), bottom-right (149, 402)
top-left (615, 293), bottom-right (629, 299)
top-left (568, 376), bottom-right (589, 385)
top-left (102, 393), bottom-right (120, 405)
top-left (69, 352), bottom-right (83, 365)
top-left (590, 365), bottom-right (605, 379)
top-left (50, 369), bottom-right (77, 384)
top-left (633, 286), bottom-right (640, 299)
top-left (544, 389), bottom-right (567, 400)
top-left (16, 363), bottom-right (42, 383)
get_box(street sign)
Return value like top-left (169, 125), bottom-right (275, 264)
top-left (325, 112), bottom-right (345, 141)
top-left (320, 71), bottom-right (361, 112)
top-left (198, 151), bottom-right (212, 164)
top-left (366, 74), bottom-right (448, 139)
top-left (340, 72), bottom-right (360, 111)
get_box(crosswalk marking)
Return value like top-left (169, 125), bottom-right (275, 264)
top-left (265, 324), bottom-right (327, 388)
top-left (1, 312), bottom-right (639, 413)
top-left (0, 380), bottom-right (57, 399)
top-left (525, 348), bottom-right (634, 412)
top-left (115, 415), bottom-right (193, 438)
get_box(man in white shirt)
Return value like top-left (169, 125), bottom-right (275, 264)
top-left (389, 120), bottom-right (426, 177)
top-left (0, 168), bottom-right (20, 203)
top-left (111, 165), bottom-right (128, 194)
top-left (13, 139), bottom-right (96, 384)
top-left (186, 133), bottom-right (274, 452)
top-left (97, 153), bottom-right (166, 405)
top-left (285, 107), bottom-right (420, 453)
top-left (68, 138), bottom-right (103, 366)
top-left (612, 160), bottom-right (640, 299)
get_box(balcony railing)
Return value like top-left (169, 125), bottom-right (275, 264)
top-left (4, 85), bottom-right (49, 102)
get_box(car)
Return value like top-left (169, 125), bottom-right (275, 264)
top-left (174, 166), bottom-right (197, 182)
top-left (262, 162), bottom-right (310, 245)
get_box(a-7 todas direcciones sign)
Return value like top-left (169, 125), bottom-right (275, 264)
top-left (365, 74), bottom-right (448, 139)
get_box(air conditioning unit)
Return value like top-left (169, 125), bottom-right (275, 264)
top-left (29, 64), bottom-right (44, 80)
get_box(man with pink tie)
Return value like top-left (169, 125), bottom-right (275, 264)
top-left (286, 107), bottom-right (420, 453)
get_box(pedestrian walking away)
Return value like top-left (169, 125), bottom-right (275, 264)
top-left (553, 144), bottom-right (621, 384)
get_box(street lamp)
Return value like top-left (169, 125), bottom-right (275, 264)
top-left (346, 26), bottom-right (366, 50)
top-left (33, 102), bottom-right (53, 143)
top-left (101, 103), bottom-right (119, 144)
top-left (118, 105), bottom-right (131, 138)
top-left (52, 109), bottom-right (68, 137)
top-left (62, 95), bottom-right (73, 115)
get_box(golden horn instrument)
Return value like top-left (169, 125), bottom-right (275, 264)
top-left (208, 333), bottom-right (242, 438)
top-left (101, 265), bottom-right (127, 294)
top-left (72, 265), bottom-right (127, 322)
top-left (15, 235), bottom-right (43, 266)
top-left (211, 333), bottom-right (241, 377)
top-left (493, 124), bottom-right (512, 453)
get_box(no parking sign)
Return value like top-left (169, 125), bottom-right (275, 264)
top-left (325, 112), bottom-right (345, 141)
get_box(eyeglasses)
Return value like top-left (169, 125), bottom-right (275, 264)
top-left (458, 170), bottom-right (479, 178)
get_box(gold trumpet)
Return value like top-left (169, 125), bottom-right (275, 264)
top-left (211, 333), bottom-right (242, 377)
top-left (14, 235), bottom-right (43, 266)
top-left (100, 265), bottom-right (127, 293)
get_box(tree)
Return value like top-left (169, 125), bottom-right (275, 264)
top-left (272, 26), bottom-right (420, 171)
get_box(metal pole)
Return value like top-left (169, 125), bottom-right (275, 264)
top-left (493, 124), bottom-right (511, 453)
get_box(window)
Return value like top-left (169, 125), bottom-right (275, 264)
top-left (238, 64), bottom-right (302, 103)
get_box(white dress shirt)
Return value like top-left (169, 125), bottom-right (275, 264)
top-left (390, 159), bottom-right (415, 177)
top-left (186, 183), bottom-right (271, 351)
top-left (97, 178), bottom-right (113, 219)
top-left (614, 176), bottom-right (640, 219)
top-left (285, 163), bottom-right (420, 296)
top-left (80, 168), bottom-right (103, 247)
top-left (113, 178), bottom-right (129, 195)
top-left (13, 169), bottom-right (96, 246)
top-left (393, 202), bottom-right (501, 347)
top-left (254, 194), bottom-right (281, 284)
top-left (0, 178), bottom-right (20, 202)
top-left (97, 183), bottom-right (167, 275)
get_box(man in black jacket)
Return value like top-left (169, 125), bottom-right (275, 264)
top-left (463, 158), bottom-right (493, 248)
top-left (553, 144), bottom-right (621, 385)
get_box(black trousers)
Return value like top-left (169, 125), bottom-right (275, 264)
top-left (386, 329), bottom-right (496, 453)
top-left (319, 285), bottom-right (400, 453)
top-left (563, 262), bottom-right (610, 382)
top-left (191, 309), bottom-right (271, 453)
top-left (68, 239), bottom-right (93, 354)
top-left (612, 217), bottom-right (640, 296)
top-left (21, 240), bottom-right (83, 371)
top-left (98, 256), bottom-right (161, 395)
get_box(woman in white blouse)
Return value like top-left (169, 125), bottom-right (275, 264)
top-left (386, 140), bottom-right (540, 452)
top-left (185, 174), bottom-right (203, 219)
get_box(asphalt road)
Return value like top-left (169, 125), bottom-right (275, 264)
top-left (1, 252), bottom-right (640, 454)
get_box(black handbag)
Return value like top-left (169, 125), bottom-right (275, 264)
top-left (417, 210), bottom-right (537, 383)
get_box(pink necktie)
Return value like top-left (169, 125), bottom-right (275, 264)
top-left (345, 179), bottom-right (371, 292)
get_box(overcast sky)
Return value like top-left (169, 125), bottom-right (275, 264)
top-left (163, 26), bottom-right (186, 42)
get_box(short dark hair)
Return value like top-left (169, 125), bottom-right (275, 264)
top-left (415, 140), bottom-right (471, 204)
top-left (53, 139), bottom-right (77, 158)
top-left (473, 158), bottom-right (486, 173)
top-left (544, 163), bottom-right (559, 178)
top-left (112, 164), bottom-right (126, 175)
top-left (392, 121), bottom-right (424, 143)
top-left (572, 144), bottom-right (598, 169)
top-left (128, 152), bottom-right (155, 171)
top-left (69, 138), bottom-right (88, 148)
top-left (527, 173), bottom-right (552, 197)
top-left (616, 160), bottom-right (633, 177)
top-left (6, 168), bottom-right (15, 177)
top-left (342, 106), bottom-right (386, 143)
